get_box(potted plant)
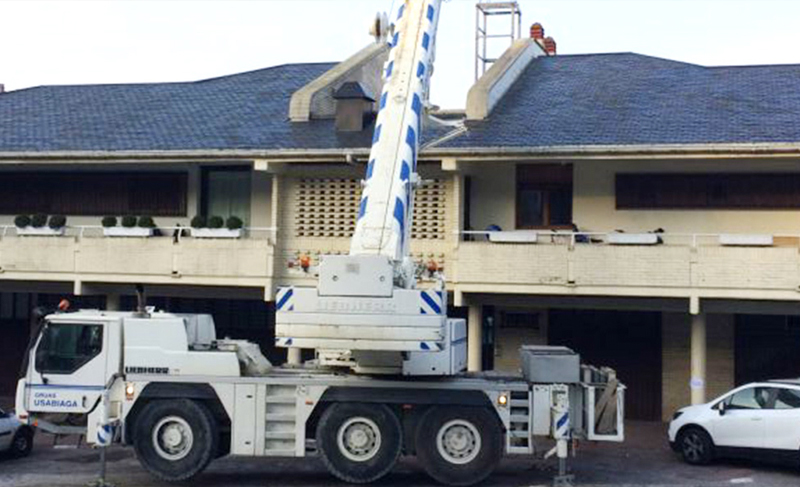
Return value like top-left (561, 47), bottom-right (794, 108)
top-left (15, 214), bottom-right (66, 236)
top-left (103, 215), bottom-right (154, 237)
top-left (191, 215), bottom-right (243, 239)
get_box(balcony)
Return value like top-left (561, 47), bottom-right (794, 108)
top-left (453, 231), bottom-right (800, 301)
top-left (0, 226), bottom-right (275, 290)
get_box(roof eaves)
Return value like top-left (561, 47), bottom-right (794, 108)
top-left (423, 142), bottom-right (800, 159)
top-left (4, 142), bottom-right (800, 164)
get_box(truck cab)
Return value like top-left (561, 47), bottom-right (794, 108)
top-left (16, 310), bottom-right (241, 438)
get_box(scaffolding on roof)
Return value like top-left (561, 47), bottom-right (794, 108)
top-left (475, 1), bottom-right (523, 81)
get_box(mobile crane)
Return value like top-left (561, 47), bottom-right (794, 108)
top-left (15, 2), bottom-right (625, 485)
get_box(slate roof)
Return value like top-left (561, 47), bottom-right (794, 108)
top-left (439, 53), bottom-right (800, 149)
top-left (0, 63), bottom-right (376, 152)
top-left (2, 52), bottom-right (800, 154)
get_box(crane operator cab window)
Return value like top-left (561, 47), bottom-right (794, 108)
top-left (35, 323), bottom-right (103, 374)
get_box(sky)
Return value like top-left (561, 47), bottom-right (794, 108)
top-left (2, 0), bottom-right (800, 109)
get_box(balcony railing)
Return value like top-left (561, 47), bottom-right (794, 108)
top-left (454, 230), bottom-right (800, 299)
top-left (0, 225), bottom-right (277, 287)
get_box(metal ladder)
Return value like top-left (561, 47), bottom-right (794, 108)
top-left (264, 384), bottom-right (300, 456)
top-left (507, 390), bottom-right (533, 454)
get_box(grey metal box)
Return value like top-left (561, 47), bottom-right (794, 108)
top-left (318, 255), bottom-right (393, 297)
top-left (520, 346), bottom-right (580, 383)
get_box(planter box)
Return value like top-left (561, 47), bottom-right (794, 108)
top-left (719, 234), bottom-right (773, 247)
top-left (607, 233), bottom-right (661, 245)
top-left (488, 230), bottom-right (539, 244)
top-left (103, 227), bottom-right (154, 238)
top-left (15, 226), bottom-right (65, 236)
top-left (191, 228), bottom-right (242, 239)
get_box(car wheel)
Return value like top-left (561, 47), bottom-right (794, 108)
top-left (316, 403), bottom-right (402, 484)
top-left (677, 427), bottom-right (714, 465)
top-left (10, 427), bottom-right (34, 458)
top-left (415, 406), bottom-right (503, 486)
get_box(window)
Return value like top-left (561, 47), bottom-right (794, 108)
top-left (773, 388), bottom-right (800, 409)
top-left (616, 173), bottom-right (800, 210)
top-left (517, 164), bottom-right (573, 228)
top-left (0, 172), bottom-right (187, 216)
top-left (201, 167), bottom-right (252, 225)
top-left (35, 323), bottom-right (103, 374)
top-left (726, 387), bottom-right (770, 410)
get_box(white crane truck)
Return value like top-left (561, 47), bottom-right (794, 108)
top-left (15, 2), bottom-right (625, 485)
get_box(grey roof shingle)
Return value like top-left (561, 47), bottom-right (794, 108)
top-left (2, 53), bottom-right (800, 154)
top-left (440, 53), bottom-right (800, 149)
top-left (0, 63), bottom-right (375, 152)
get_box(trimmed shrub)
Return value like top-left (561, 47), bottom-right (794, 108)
top-left (226, 216), bottom-right (244, 230)
top-left (48, 215), bottom-right (67, 229)
top-left (137, 216), bottom-right (156, 228)
top-left (31, 214), bottom-right (48, 228)
top-left (208, 216), bottom-right (224, 229)
top-left (14, 215), bottom-right (31, 228)
top-left (190, 216), bottom-right (207, 229)
top-left (101, 216), bottom-right (117, 228)
top-left (121, 215), bottom-right (137, 228)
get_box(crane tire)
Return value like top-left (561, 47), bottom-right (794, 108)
top-left (133, 399), bottom-right (218, 482)
top-left (316, 402), bottom-right (402, 484)
top-left (415, 406), bottom-right (503, 486)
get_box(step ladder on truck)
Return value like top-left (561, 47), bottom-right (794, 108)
top-left (15, 1), bottom-right (625, 486)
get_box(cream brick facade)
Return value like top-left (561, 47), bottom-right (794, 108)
top-left (662, 313), bottom-right (734, 421)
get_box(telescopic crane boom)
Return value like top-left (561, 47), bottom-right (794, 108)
top-left (275, 0), bottom-right (461, 375)
top-left (350, 0), bottom-right (441, 268)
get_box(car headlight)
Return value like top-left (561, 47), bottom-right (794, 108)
top-left (672, 411), bottom-right (684, 421)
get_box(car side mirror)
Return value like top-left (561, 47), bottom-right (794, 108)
top-left (718, 402), bottom-right (727, 416)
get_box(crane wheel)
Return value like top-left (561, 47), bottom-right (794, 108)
top-left (133, 399), bottom-right (219, 482)
top-left (316, 402), bottom-right (402, 484)
top-left (415, 406), bottom-right (503, 486)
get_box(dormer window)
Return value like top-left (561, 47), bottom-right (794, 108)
top-left (333, 82), bottom-right (375, 132)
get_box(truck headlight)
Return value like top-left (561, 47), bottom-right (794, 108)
top-left (497, 393), bottom-right (508, 407)
top-left (125, 383), bottom-right (135, 400)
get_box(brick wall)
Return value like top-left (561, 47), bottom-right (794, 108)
top-left (661, 313), bottom-right (734, 421)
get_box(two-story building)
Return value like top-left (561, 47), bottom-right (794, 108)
top-left (2, 30), bottom-right (800, 421)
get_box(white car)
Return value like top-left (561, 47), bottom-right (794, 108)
top-left (668, 380), bottom-right (800, 466)
top-left (0, 407), bottom-right (34, 457)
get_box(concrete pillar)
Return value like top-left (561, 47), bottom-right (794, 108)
top-left (106, 294), bottom-right (120, 311)
top-left (690, 313), bottom-right (707, 405)
top-left (287, 348), bottom-right (302, 366)
top-left (468, 304), bottom-right (483, 372)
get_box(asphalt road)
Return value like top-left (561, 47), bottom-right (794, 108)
top-left (1, 422), bottom-right (798, 487)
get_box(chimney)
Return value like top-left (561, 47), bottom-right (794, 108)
top-left (0, 84), bottom-right (5, 94)
top-left (544, 36), bottom-right (557, 55)
top-left (530, 23), bottom-right (545, 40)
top-left (333, 81), bottom-right (376, 132)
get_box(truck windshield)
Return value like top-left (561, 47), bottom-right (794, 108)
top-left (35, 323), bottom-right (103, 374)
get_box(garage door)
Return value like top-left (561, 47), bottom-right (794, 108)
top-left (549, 309), bottom-right (662, 421)
top-left (735, 315), bottom-right (800, 385)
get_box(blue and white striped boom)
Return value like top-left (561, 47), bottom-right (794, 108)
top-left (350, 0), bottom-right (443, 263)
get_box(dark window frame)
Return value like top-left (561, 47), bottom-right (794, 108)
top-left (616, 173), bottom-right (800, 210)
top-left (516, 164), bottom-right (573, 229)
top-left (200, 165), bottom-right (252, 220)
top-left (0, 171), bottom-right (187, 216)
